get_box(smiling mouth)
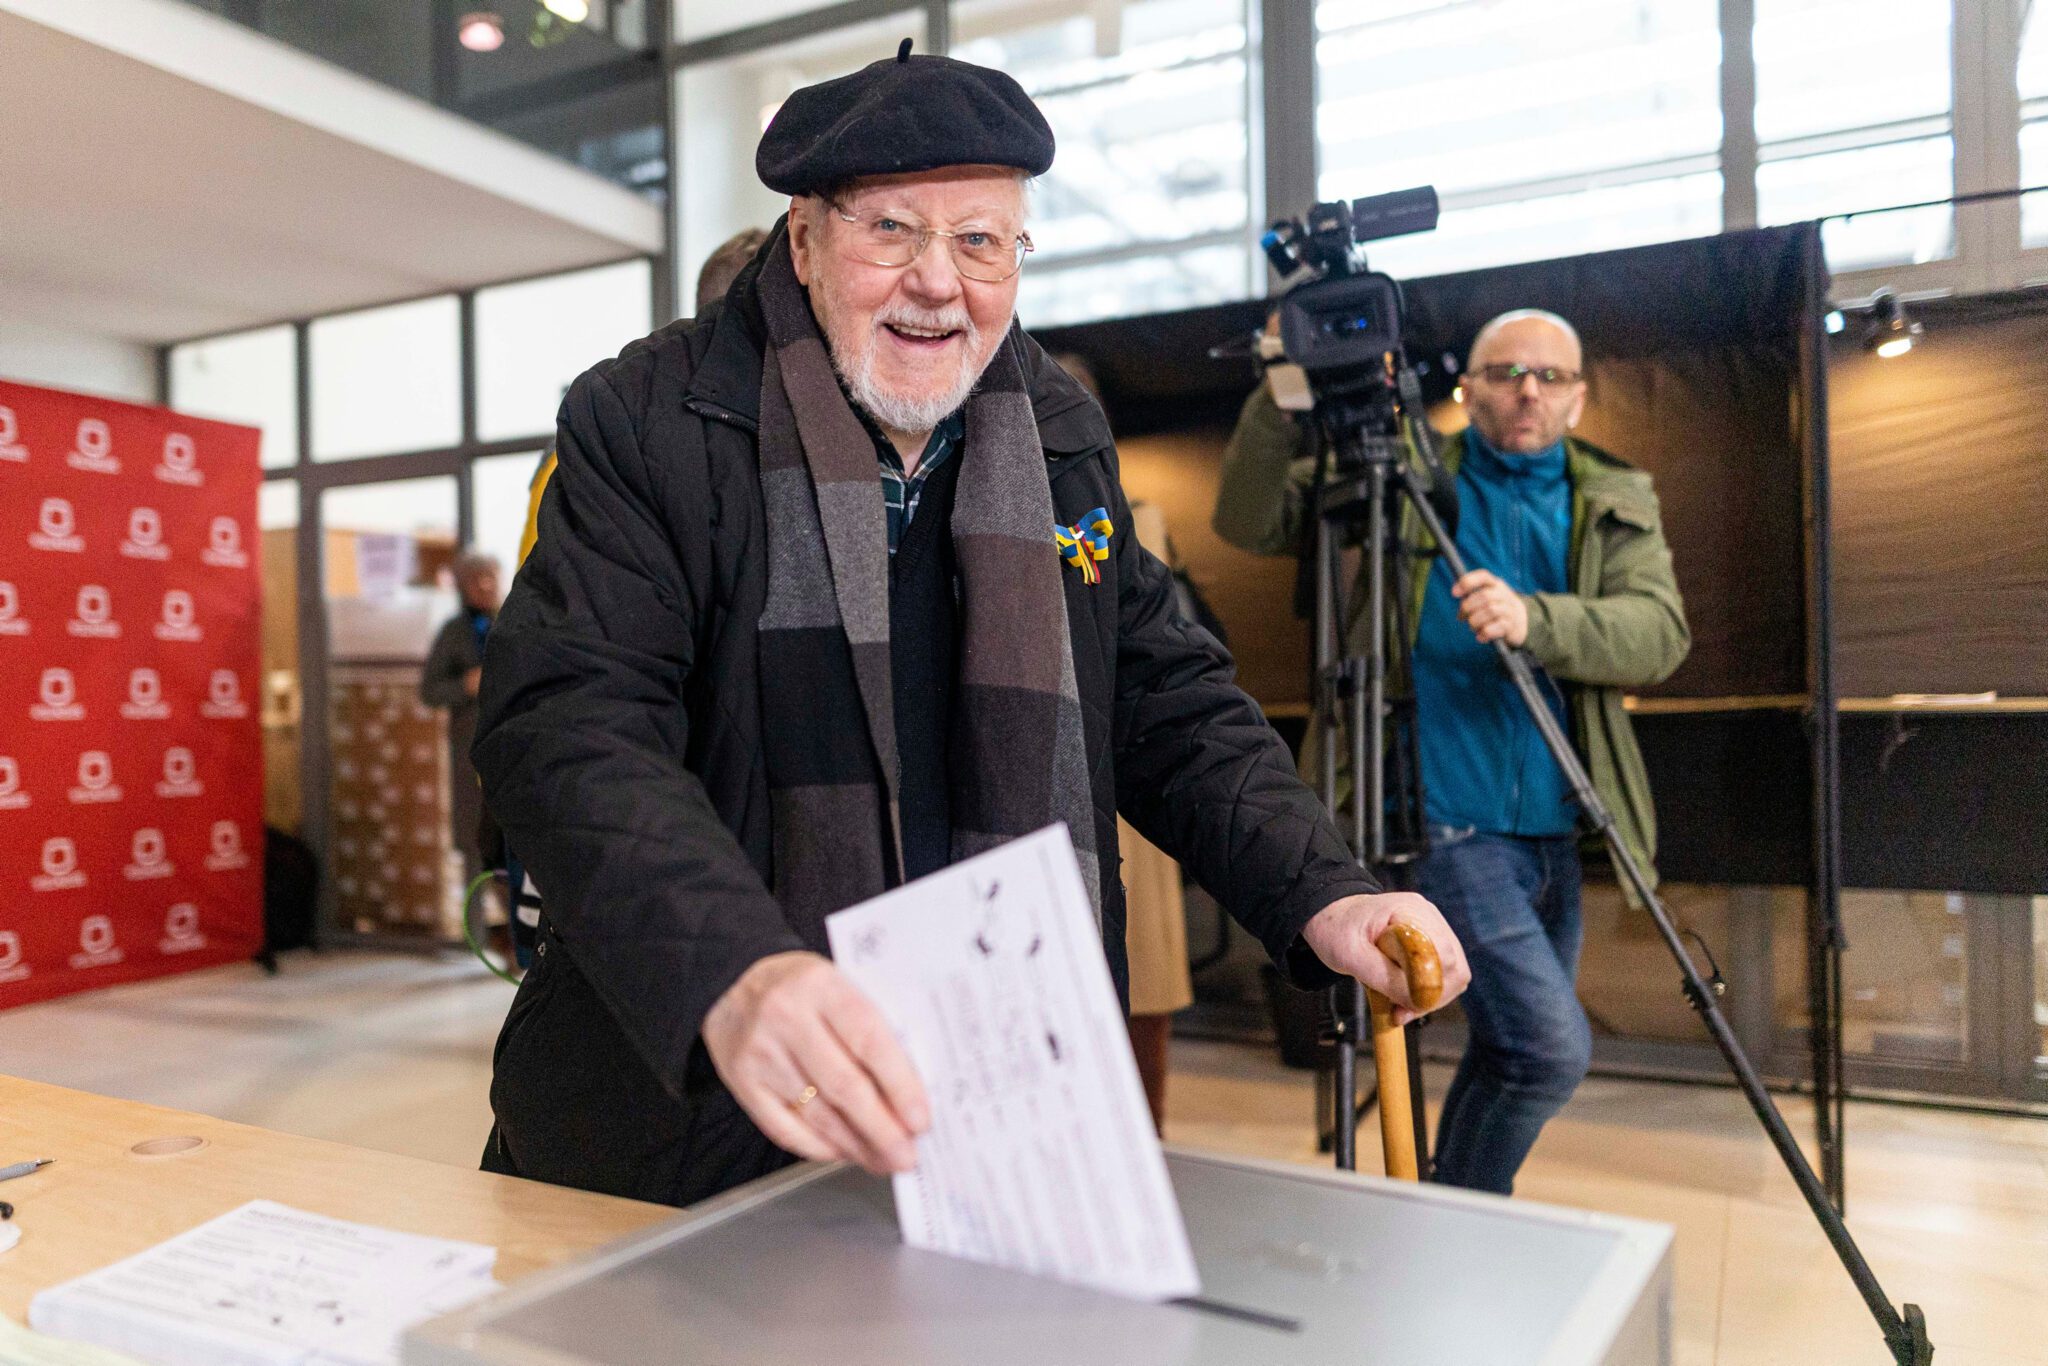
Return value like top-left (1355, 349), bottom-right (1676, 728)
top-left (883, 322), bottom-right (962, 348)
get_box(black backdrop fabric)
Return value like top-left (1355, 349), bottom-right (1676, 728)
top-left (1829, 290), bottom-right (2048, 698)
top-left (1036, 227), bottom-right (1825, 888)
top-left (1038, 225), bottom-right (1816, 700)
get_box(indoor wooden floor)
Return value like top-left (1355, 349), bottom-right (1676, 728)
top-left (2, 951), bottom-right (2043, 1364)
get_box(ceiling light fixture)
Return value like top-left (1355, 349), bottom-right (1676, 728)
top-left (542, 0), bottom-right (591, 22)
top-left (1865, 290), bottom-right (1922, 359)
top-left (457, 11), bottom-right (504, 50)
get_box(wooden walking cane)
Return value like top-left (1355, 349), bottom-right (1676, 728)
top-left (1369, 922), bottom-right (1444, 1181)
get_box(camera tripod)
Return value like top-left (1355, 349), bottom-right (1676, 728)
top-left (1303, 366), bottom-right (1933, 1366)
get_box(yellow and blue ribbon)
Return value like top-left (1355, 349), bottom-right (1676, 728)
top-left (1054, 507), bottom-right (1114, 585)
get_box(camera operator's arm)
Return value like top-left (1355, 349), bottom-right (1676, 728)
top-left (1515, 489), bottom-right (1690, 690)
top-left (1212, 379), bottom-right (1317, 557)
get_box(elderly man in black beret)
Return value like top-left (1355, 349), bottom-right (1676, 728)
top-left (474, 41), bottom-right (1469, 1207)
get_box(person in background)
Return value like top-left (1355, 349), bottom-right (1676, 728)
top-left (421, 549), bottom-right (504, 895)
top-left (696, 227), bottom-right (770, 317)
top-left (1213, 309), bottom-right (1690, 1194)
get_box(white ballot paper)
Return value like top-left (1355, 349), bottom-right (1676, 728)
top-left (825, 822), bottom-right (1201, 1302)
top-left (28, 1201), bottom-right (499, 1366)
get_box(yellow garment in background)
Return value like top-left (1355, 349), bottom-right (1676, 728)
top-left (1121, 502), bottom-right (1195, 1016)
top-left (519, 450), bottom-right (557, 564)
top-left (1118, 815), bottom-right (1193, 1015)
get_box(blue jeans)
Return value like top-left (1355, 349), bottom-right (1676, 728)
top-left (1416, 827), bottom-right (1590, 1195)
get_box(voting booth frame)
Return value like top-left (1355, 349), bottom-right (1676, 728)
top-left (1042, 222), bottom-right (1925, 1364)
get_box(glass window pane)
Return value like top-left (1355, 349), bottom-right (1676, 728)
top-left (1364, 173), bottom-right (1723, 280)
top-left (674, 13), bottom-right (927, 298)
top-left (310, 297), bottom-right (462, 462)
top-left (2023, 1), bottom-right (2048, 103)
top-left (169, 326), bottom-right (300, 470)
top-left (260, 478), bottom-right (301, 832)
top-left (1018, 243), bottom-right (1248, 328)
top-left (259, 479), bottom-right (300, 531)
top-left (2034, 895), bottom-right (2048, 1077)
top-left (2018, 124), bottom-right (2048, 249)
top-left (954, 0), bottom-right (1252, 274)
top-left (1774, 890), bottom-right (1973, 1068)
top-left (1318, 0), bottom-right (1720, 197)
top-left (475, 262), bottom-right (652, 442)
top-left (1314, 0), bottom-right (1720, 278)
top-left (1753, 0), bottom-right (1949, 145)
top-left (319, 477), bottom-right (464, 939)
top-left (469, 451), bottom-right (548, 585)
top-left (1757, 139), bottom-right (1954, 272)
top-left (678, 0), bottom-right (840, 42)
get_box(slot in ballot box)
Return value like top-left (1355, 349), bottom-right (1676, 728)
top-left (406, 1149), bottom-right (1673, 1366)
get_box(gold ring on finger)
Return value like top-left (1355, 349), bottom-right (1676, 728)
top-left (789, 1084), bottom-right (819, 1113)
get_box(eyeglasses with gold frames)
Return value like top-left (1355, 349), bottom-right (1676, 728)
top-left (828, 202), bottom-right (1035, 283)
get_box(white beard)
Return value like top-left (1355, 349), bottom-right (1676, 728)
top-left (835, 304), bottom-right (1001, 434)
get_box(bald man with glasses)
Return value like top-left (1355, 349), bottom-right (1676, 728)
top-left (1214, 309), bottom-right (1690, 1194)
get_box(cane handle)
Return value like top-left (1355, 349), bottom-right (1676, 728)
top-left (1376, 921), bottom-right (1444, 1013)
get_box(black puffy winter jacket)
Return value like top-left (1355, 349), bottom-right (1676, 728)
top-left (472, 248), bottom-right (1375, 1206)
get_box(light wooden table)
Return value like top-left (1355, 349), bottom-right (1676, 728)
top-left (0, 1075), bottom-right (673, 1322)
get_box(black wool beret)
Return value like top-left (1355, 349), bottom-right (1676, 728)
top-left (756, 38), bottom-right (1055, 195)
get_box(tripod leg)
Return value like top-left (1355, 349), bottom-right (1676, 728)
top-left (1404, 1018), bottom-right (1430, 1179)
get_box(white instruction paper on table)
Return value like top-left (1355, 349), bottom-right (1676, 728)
top-left (27, 1200), bottom-right (499, 1366)
top-left (825, 823), bottom-right (1201, 1302)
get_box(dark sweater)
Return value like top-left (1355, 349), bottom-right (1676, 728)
top-left (889, 451), bottom-right (962, 882)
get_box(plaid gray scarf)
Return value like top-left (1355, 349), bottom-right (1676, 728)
top-left (752, 231), bottom-right (1101, 943)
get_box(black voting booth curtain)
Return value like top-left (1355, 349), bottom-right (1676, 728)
top-left (1827, 290), bottom-right (2048, 895)
top-left (1828, 289), bottom-right (2048, 699)
top-left (1036, 225), bottom-right (1824, 890)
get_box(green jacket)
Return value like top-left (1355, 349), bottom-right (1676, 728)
top-left (1211, 385), bottom-right (1691, 895)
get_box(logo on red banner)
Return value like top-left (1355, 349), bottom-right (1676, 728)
top-left (0, 757), bottom-right (27, 809)
top-left (30, 498), bottom-right (83, 553)
top-left (0, 933), bottom-right (27, 984)
top-left (66, 584), bottom-right (120, 640)
top-left (201, 670), bottom-right (248, 719)
top-left (159, 903), bottom-right (206, 955)
top-left (122, 668), bottom-right (170, 720)
top-left (68, 751), bottom-right (123, 804)
top-left (0, 406), bottom-right (27, 463)
top-left (205, 820), bottom-right (249, 871)
top-left (31, 668), bottom-right (83, 722)
top-left (156, 746), bottom-right (203, 798)
top-left (0, 581), bottom-right (26, 637)
top-left (32, 837), bottom-right (86, 892)
top-left (120, 507), bottom-right (170, 561)
top-left (66, 418), bottom-right (120, 475)
top-left (202, 516), bottom-right (248, 569)
top-left (156, 433), bottom-right (203, 486)
top-left (154, 589), bottom-right (202, 642)
top-left (70, 915), bottom-right (123, 970)
top-left (125, 827), bottom-right (174, 880)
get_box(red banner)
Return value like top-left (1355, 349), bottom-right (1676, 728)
top-left (0, 380), bottom-right (264, 1008)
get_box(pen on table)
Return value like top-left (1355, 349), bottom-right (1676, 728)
top-left (0, 1159), bottom-right (52, 1183)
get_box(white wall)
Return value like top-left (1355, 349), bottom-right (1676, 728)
top-left (0, 316), bottom-right (158, 403)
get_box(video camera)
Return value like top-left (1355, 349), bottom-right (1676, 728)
top-left (1262, 187), bottom-right (1438, 380)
